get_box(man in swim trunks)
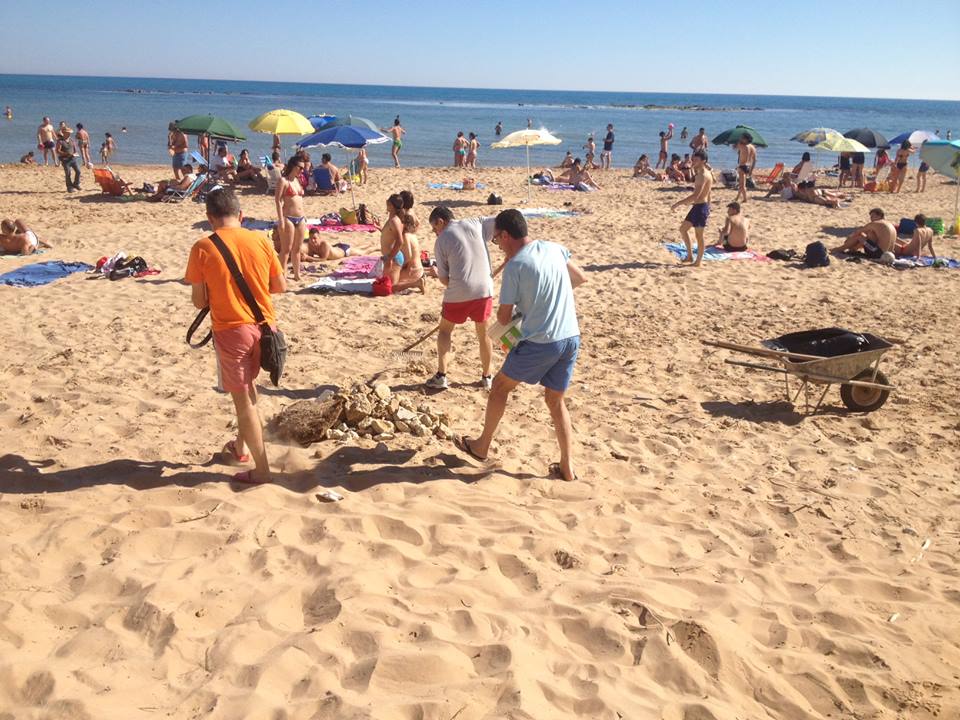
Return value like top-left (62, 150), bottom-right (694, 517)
top-left (0, 218), bottom-right (50, 255)
top-left (302, 227), bottom-right (352, 261)
top-left (718, 202), bottom-right (749, 251)
top-left (689, 127), bottom-right (708, 154)
top-left (657, 127), bottom-right (673, 168)
top-left (735, 133), bottom-right (756, 203)
top-left (835, 208), bottom-right (896, 259)
top-left (671, 150), bottom-right (714, 267)
top-left (168, 122), bottom-right (190, 181)
top-left (37, 117), bottom-right (57, 166)
top-left (851, 151), bottom-right (865, 188)
top-left (382, 118), bottom-right (405, 167)
top-left (425, 206), bottom-right (496, 391)
top-left (455, 209), bottom-right (587, 483)
top-left (556, 159), bottom-right (601, 190)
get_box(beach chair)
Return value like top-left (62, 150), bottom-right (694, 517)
top-left (756, 163), bottom-right (785, 186)
top-left (263, 157), bottom-right (281, 194)
top-left (93, 167), bottom-right (133, 196)
top-left (190, 151), bottom-right (208, 170)
top-left (162, 173), bottom-right (206, 203)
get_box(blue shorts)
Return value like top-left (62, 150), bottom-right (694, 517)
top-left (501, 336), bottom-right (580, 392)
top-left (684, 202), bottom-right (710, 228)
top-left (172, 151), bottom-right (190, 170)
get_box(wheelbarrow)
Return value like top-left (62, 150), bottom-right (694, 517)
top-left (703, 327), bottom-right (896, 414)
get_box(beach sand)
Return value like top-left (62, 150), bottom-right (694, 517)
top-left (1, 162), bottom-right (958, 719)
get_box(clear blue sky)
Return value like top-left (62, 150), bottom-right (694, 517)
top-left (3, 0), bottom-right (958, 100)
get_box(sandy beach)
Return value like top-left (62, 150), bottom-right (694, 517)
top-left (1, 162), bottom-right (958, 719)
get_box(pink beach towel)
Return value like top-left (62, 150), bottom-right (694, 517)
top-left (332, 255), bottom-right (380, 278)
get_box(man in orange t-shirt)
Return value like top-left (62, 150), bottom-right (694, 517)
top-left (185, 187), bottom-right (286, 483)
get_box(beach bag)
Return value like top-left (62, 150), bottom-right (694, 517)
top-left (487, 193), bottom-right (502, 205)
top-left (927, 217), bottom-right (944, 235)
top-left (462, 177), bottom-right (476, 190)
top-left (804, 241), bottom-right (830, 268)
top-left (109, 255), bottom-right (147, 280)
top-left (372, 275), bottom-right (393, 296)
top-left (208, 232), bottom-right (287, 386)
top-left (339, 207), bottom-right (358, 225)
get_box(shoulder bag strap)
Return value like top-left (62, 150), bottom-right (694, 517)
top-left (208, 232), bottom-right (266, 325)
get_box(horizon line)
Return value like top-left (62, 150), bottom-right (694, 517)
top-left (1, 72), bottom-right (957, 104)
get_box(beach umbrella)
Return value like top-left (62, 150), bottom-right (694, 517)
top-left (492, 128), bottom-right (563, 203)
top-left (174, 114), bottom-right (246, 141)
top-left (711, 125), bottom-right (768, 148)
top-left (815, 136), bottom-right (872, 154)
top-left (249, 109), bottom-right (314, 136)
top-left (327, 115), bottom-right (382, 133)
top-left (920, 139), bottom-right (960, 231)
top-left (296, 124), bottom-right (389, 208)
top-left (888, 130), bottom-right (937, 147)
top-left (791, 128), bottom-right (841, 146)
top-left (308, 114), bottom-right (337, 130)
top-left (843, 128), bottom-right (889, 149)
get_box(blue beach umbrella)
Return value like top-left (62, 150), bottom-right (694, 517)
top-left (328, 115), bottom-right (382, 133)
top-left (308, 114), bottom-right (336, 130)
top-left (920, 139), bottom-right (960, 230)
top-left (888, 130), bottom-right (937, 147)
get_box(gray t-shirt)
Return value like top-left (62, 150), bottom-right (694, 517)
top-left (434, 217), bottom-right (494, 303)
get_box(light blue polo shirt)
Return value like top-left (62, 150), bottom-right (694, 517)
top-left (499, 240), bottom-right (579, 344)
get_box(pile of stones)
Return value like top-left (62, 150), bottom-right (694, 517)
top-left (271, 382), bottom-right (454, 447)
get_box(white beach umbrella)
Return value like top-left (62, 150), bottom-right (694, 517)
top-left (492, 128), bottom-right (562, 202)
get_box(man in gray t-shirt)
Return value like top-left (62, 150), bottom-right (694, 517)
top-left (425, 206), bottom-right (496, 391)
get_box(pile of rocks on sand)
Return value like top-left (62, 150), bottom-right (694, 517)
top-left (271, 382), bottom-right (454, 447)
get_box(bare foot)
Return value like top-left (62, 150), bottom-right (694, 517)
top-left (416, 275), bottom-right (426, 293)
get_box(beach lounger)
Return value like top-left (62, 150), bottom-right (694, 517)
top-left (93, 167), bottom-right (133, 196)
top-left (262, 157), bottom-right (281, 194)
top-left (162, 173), bottom-right (206, 203)
top-left (756, 163), bottom-right (784, 186)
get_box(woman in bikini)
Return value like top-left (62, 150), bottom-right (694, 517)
top-left (379, 194), bottom-right (408, 285)
top-left (453, 132), bottom-right (467, 167)
top-left (891, 140), bottom-right (913, 194)
top-left (275, 155), bottom-right (306, 281)
top-left (465, 132), bottom-right (479, 169)
top-left (235, 149), bottom-right (263, 183)
top-left (391, 190), bottom-right (425, 292)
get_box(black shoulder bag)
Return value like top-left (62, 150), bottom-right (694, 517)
top-left (185, 233), bottom-right (287, 386)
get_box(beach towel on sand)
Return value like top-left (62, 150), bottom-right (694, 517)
top-left (0, 261), bottom-right (93, 287)
top-left (331, 255), bottom-right (380, 279)
top-left (889, 255), bottom-right (960, 269)
top-left (663, 243), bottom-right (771, 263)
top-left (242, 218), bottom-right (377, 233)
top-left (302, 277), bottom-right (375, 295)
top-left (520, 208), bottom-right (581, 219)
top-left (427, 182), bottom-right (487, 190)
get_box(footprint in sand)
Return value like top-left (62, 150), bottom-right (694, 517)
top-left (671, 620), bottom-right (721, 679)
top-left (495, 553), bottom-right (541, 593)
top-left (301, 586), bottom-right (341, 626)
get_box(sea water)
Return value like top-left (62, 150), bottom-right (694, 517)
top-left (0, 74), bottom-right (957, 169)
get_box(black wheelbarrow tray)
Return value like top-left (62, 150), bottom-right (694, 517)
top-left (703, 327), bottom-right (896, 414)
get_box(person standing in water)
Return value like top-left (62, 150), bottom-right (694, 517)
top-left (466, 132), bottom-right (479, 168)
top-left (381, 117), bottom-right (405, 167)
top-left (495, 121), bottom-right (502, 136)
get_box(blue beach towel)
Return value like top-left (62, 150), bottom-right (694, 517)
top-left (0, 261), bottom-right (93, 287)
top-left (427, 182), bottom-right (486, 190)
top-left (892, 255), bottom-right (960, 269)
top-left (662, 243), bottom-right (770, 262)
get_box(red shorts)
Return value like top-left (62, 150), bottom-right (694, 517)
top-left (213, 324), bottom-right (262, 392)
top-left (441, 297), bottom-right (493, 325)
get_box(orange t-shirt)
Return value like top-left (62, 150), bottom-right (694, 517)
top-left (185, 226), bottom-right (282, 332)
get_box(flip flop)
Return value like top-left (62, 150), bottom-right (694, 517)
top-left (223, 440), bottom-right (250, 464)
top-left (454, 435), bottom-right (487, 462)
top-left (548, 463), bottom-right (580, 482)
top-left (232, 470), bottom-right (271, 485)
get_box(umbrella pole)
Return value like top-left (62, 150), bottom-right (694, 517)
top-left (526, 143), bottom-right (531, 204)
top-left (345, 149), bottom-right (356, 210)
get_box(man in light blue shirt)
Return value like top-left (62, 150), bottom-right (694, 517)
top-left (455, 209), bottom-right (587, 482)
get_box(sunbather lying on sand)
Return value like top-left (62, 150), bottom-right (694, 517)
top-left (302, 227), bottom-right (353, 261)
top-left (896, 214), bottom-right (936, 258)
top-left (0, 218), bottom-right (51, 254)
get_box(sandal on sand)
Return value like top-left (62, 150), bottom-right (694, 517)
top-left (454, 435), bottom-right (487, 462)
top-left (232, 470), bottom-right (271, 485)
top-left (548, 462), bottom-right (580, 482)
top-left (223, 440), bottom-right (250, 464)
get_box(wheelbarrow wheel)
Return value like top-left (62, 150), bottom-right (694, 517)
top-left (840, 370), bottom-right (890, 412)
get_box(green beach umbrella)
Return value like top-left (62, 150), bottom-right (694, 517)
top-left (712, 125), bottom-right (768, 148)
top-left (174, 114), bottom-right (246, 142)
